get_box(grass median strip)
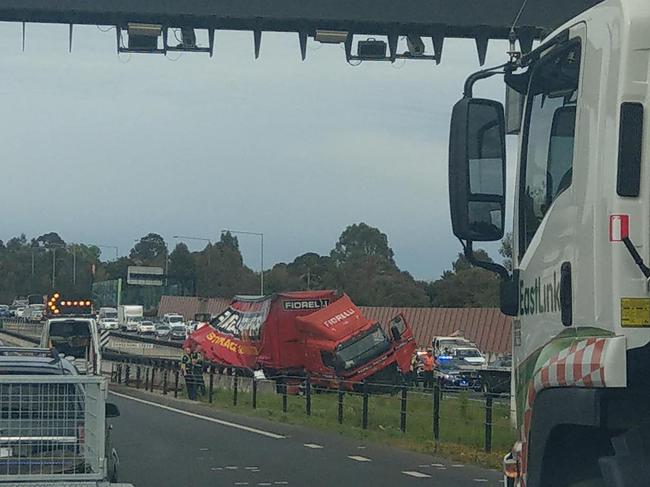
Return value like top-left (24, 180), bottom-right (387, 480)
top-left (171, 382), bottom-right (515, 470)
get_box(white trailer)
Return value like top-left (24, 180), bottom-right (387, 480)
top-left (447, 1), bottom-right (650, 486)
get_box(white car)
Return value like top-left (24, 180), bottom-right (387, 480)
top-left (99, 318), bottom-right (119, 331)
top-left (453, 347), bottom-right (486, 367)
top-left (15, 307), bottom-right (25, 318)
top-left (137, 320), bottom-right (156, 335)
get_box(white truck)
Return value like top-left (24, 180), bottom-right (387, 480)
top-left (23, 303), bottom-right (46, 323)
top-left (40, 316), bottom-right (102, 375)
top-left (447, 1), bottom-right (650, 486)
top-left (118, 305), bottom-right (143, 332)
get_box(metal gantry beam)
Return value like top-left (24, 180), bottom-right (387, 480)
top-left (0, 0), bottom-right (603, 63)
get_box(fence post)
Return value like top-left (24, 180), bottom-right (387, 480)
top-left (252, 378), bottom-right (257, 409)
top-left (282, 380), bottom-right (288, 413)
top-left (233, 370), bottom-right (239, 406)
top-left (174, 367), bottom-right (180, 398)
top-left (338, 382), bottom-right (344, 424)
top-left (484, 394), bottom-right (493, 453)
top-left (144, 367), bottom-right (150, 390)
top-left (433, 379), bottom-right (441, 451)
top-left (162, 366), bottom-right (168, 395)
top-left (400, 385), bottom-right (408, 433)
top-left (125, 364), bottom-right (130, 386)
top-left (136, 366), bottom-right (141, 389)
top-left (117, 363), bottom-right (122, 384)
top-left (150, 367), bottom-right (156, 392)
top-left (110, 362), bottom-right (115, 382)
top-left (362, 380), bottom-right (369, 430)
top-left (305, 376), bottom-right (312, 416)
top-left (209, 366), bottom-right (215, 403)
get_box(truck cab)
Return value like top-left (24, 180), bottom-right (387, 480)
top-left (447, 1), bottom-right (650, 486)
top-left (40, 317), bottom-right (101, 375)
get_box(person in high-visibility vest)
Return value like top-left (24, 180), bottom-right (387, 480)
top-left (181, 346), bottom-right (202, 400)
top-left (422, 349), bottom-right (436, 390)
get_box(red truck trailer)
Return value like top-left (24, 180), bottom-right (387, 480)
top-left (184, 290), bottom-right (416, 389)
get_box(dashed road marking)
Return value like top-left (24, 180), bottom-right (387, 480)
top-left (417, 464), bottom-right (430, 468)
top-left (200, 448), bottom-right (209, 451)
top-left (348, 455), bottom-right (372, 462)
top-left (451, 464), bottom-right (465, 468)
top-left (303, 443), bottom-right (324, 449)
top-left (245, 467), bottom-right (259, 470)
top-left (234, 483), bottom-right (249, 486)
top-left (274, 482), bottom-right (289, 485)
top-left (473, 479), bottom-right (489, 483)
top-left (226, 466), bottom-right (239, 470)
top-left (258, 483), bottom-right (272, 486)
top-left (431, 463), bottom-right (445, 467)
top-left (110, 391), bottom-right (286, 439)
top-left (402, 471), bottom-right (431, 478)
top-left (211, 467), bottom-right (223, 471)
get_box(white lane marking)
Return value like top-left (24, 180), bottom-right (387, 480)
top-left (109, 391), bottom-right (286, 439)
top-left (259, 483), bottom-right (272, 486)
top-left (200, 447), bottom-right (209, 451)
top-left (402, 471), bottom-right (431, 478)
top-left (473, 479), bottom-right (489, 483)
top-left (245, 466), bottom-right (259, 470)
top-left (303, 443), bottom-right (324, 449)
top-left (226, 466), bottom-right (239, 470)
top-left (431, 463), bottom-right (445, 467)
top-left (417, 464), bottom-right (431, 468)
top-left (357, 446), bottom-right (366, 449)
top-left (274, 483), bottom-right (289, 485)
top-left (211, 467), bottom-right (223, 471)
top-left (451, 464), bottom-right (465, 468)
top-left (235, 483), bottom-right (249, 486)
top-left (348, 455), bottom-right (372, 462)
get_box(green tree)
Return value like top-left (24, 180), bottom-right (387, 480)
top-left (130, 233), bottom-right (168, 267)
top-left (331, 223), bottom-right (394, 267)
top-left (499, 231), bottom-right (513, 271)
top-left (428, 249), bottom-right (500, 307)
top-left (169, 242), bottom-right (196, 293)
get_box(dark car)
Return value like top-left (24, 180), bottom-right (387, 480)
top-left (169, 323), bottom-right (187, 340)
top-left (155, 323), bottom-right (171, 339)
top-left (434, 358), bottom-right (481, 391)
top-left (0, 347), bottom-right (120, 481)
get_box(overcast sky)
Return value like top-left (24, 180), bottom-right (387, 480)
top-left (0, 23), bottom-right (515, 281)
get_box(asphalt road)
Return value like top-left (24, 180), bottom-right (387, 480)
top-left (108, 388), bottom-right (503, 487)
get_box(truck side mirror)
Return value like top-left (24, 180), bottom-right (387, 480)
top-left (449, 97), bottom-right (506, 242)
top-left (105, 403), bottom-right (120, 418)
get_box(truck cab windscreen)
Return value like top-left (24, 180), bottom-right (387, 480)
top-left (336, 324), bottom-right (390, 371)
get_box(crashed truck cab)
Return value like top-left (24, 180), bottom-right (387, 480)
top-left (185, 291), bottom-right (416, 389)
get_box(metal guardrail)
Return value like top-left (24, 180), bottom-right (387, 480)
top-left (0, 375), bottom-right (107, 483)
top-left (106, 356), bottom-right (512, 454)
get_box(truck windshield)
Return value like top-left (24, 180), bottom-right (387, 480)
top-left (336, 324), bottom-right (390, 371)
top-left (169, 316), bottom-right (183, 323)
top-left (105, 311), bottom-right (117, 319)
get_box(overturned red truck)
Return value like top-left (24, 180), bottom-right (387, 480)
top-left (184, 291), bottom-right (416, 389)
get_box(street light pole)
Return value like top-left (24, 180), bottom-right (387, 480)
top-left (221, 229), bottom-right (264, 296)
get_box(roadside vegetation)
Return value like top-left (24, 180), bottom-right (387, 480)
top-left (175, 382), bottom-right (515, 470)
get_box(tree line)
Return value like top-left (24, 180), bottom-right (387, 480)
top-left (0, 224), bottom-right (511, 308)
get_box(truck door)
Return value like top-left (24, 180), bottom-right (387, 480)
top-left (513, 26), bottom-right (584, 374)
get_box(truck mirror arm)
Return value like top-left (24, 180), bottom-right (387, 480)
top-left (461, 239), bottom-right (511, 281)
top-left (622, 237), bottom-right (650, 279)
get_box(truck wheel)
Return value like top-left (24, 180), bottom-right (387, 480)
top-left (540, 425), bottom-right (611, 487)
